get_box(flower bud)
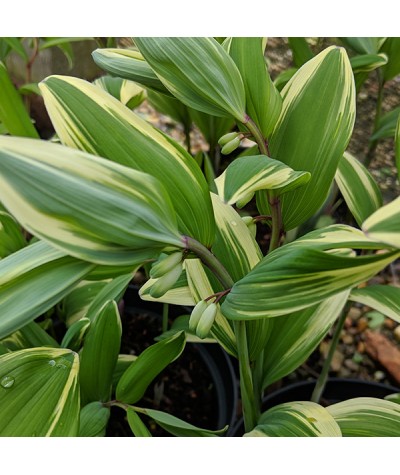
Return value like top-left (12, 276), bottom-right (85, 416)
top-left (148, 262), bottom-right (183, 298)
top-left (241, 216), bottom-right (257, 238)
top-left (188, 300), bottom-right (209, 332)
top-left (196, 303), bottom-right (217, 339)
top-left (150, 251), bottom-right (182, 279)
top-left (221, 136), bottom-right (241, 155)
top-left (218, 131), bottom-right (239, 147)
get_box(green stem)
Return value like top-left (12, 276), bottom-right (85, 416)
top-left (162, 303), bottom-right (169, 333)
top-left (234, 320), bottom-right (259, 431)
top-left (311, 302), bottom-right (351, 403)
top-left (183, 235), bottom-right (234, 288)
top-left (365, 70), bottom-right (385, 168)
top-left (183, 235), bottom-right (258, 431)
top-left (243, 115), bottom-right (270, 156)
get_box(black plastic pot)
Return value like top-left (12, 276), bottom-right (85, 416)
top-left (229, 378), bottom-right (399, 436)
top-left (121, 285), bottom-right (238, 434)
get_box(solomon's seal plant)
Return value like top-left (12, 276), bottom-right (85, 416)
top-left (0, 37), bottom-right (399, 436)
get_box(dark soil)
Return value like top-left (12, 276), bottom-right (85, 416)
top-left (106, 298), bottom-right (220, 437)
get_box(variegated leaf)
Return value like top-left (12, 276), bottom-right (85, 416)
top-left (79, 300), bottom-right (122, 404)
top-left (349, 53), bottom-right (388, 73)
top-left (40, 75), bottom-right (215, 247)
top-left (262, 291), bottom-right (350, 388)
top-left (362, 197), bottom-right (400, 248)
top-left (221, 244), bottom-right (400, 320)
top-left (258, 46), bottom-right (356, 231)
top-left (229, 37), bottom-right (282, 137)
top-left (1, 321), bottom-right (59, 352)
top-left (246, 401), bottom-right (341, 437)
top-left (370, 106), bottom-right (400, 141)
top-left (340, 37), bottom-right (386, 55)
top-left (327, 397), bottom-right (400, 436)
top-left (0, 211), bottom-right (26, 258)
top-left (0, 136), bottom-right (183, 265)
top-left (215, 154), bottom-right (310, 208)
top-left (349, 285), bottom-right (400, 324)
top-left (134, 37), bottom-right (246, 121)
top-left (335, 152), bottom-right (383, 226)
top-left (93, 75), bottom-right (147, 109)
top-left (92, 47), bottom-right (170, 94)
top-left (0, 240), bottom-right (94, 339)
top-left (396, 113), bottom-right (400, 181)
top-left (0, 347), bottom-right (80, 436)
top-left (380, 37), bottom-right (400, 82)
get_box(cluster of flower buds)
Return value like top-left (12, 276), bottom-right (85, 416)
top-left (188, 299), bottom-right (218, 339)
top-left (148, 251), bottom-right (183, 298)
top-left (218, 131), bottom-right (242, 155)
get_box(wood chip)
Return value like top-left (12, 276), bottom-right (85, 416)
top-left (364, 330), bottom-right (400, 384)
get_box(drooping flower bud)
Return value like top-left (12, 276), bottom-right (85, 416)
top-left (218, 131), bottom-right (239, 147)
top-left (150, 251), bottom-right (182, 279)
top-left (188, 299), bottom-right (209, 332)
top-left (196, 302), bottom-right (217, 339)
top-left (221, 136), bottom-right (241, 155)
top-left (241, 216), bottom-right (257, 238)
top-left (148, 262), bottom-right (183, 298)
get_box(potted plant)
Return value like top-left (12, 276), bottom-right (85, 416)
top-left (0, 37), bottom-right (399, 436)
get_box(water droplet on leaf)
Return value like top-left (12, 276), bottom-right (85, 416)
top-left (230, 220), bottom-right (237, 226)
top-left (48, 360), bottom-right (56, 367)
top-left (1, 375), bottom-right (15, 388)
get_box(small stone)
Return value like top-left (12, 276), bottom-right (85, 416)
top-left (338, 367), bottom-right (352, 378)
top-left (348, 307), bottom-right (362, 320)
top-left (394, 326), bottom-right (400, 343)
top-left (384, 318), bottom-right (396, 330)
top-left (330, 350), bottom-right (345, 372)
top-left (344, 317), bottom-right (353, 329)
top-left (344, 359), bottom-right (360, 372)
top-left (374, 370), bottom-right (386, 381)
top-left (357, 341), bottom-right (366, 353)
top-left (357, 317), bottom-right (369, 332)
top-left (341, 334), bottom-right (354, 345)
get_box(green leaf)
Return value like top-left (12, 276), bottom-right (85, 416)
top-left (134, 37), bottom-right (246, 121)
top-left (0, 240), bottom-right (94, 339)
top-left (135, 407), bottom-right (227, 437)
top-left (350, 53), bottom-right (388, 73)
top-left (18, 82), bottom-right (41, 96)
top-left (0, 211), bottom-right (27, 258)
top-left (327, 397), bottom-right (400, 436)
top-left (396, 113), bottom-right (400, 181)
top-left (221, 242), bottom-right (400, 320)
top-left (229, 37), bottom-right (282, 137)
top-left (116, 331), bottom-right (186, 404)
top-left (79, 301), bottom-right (122, 404)
top-left (246, 401), bottom-right (341, 437)
top-left (189, 109), bottom-right (234, 150)
top-left (215, 154), bottom-right (310, 208)
top-left (0, 62), bottom-right (39, 138)
top-left (370, 106), bottom-right (400, 141)
top-left (335, 152), bottom-right (383, 226)
top-left (0, 347), bottom-right (80, 436)
top-left (61, 317), bottom-right (91, 351)
top-left (340, 37), bottom-right (385, 55)
top-left (262, 291), bottom-right (350, 388)
top-left (126, 407), bottom-right (152, 437)
top-left (380, 37), bottom-right (400, 82)
top-left (349, 285), bottom-right (400, 324)
top-left (287, 37), bottom-right (314, 67)
top-left (0, 136), bottom-right (183, 265)
top-left (362, 197), bottom-right (400, 249)
top-left (147, 89), bottom-right (191, 126)
top-left (79, 401), bottom-right (110, 437)
top-left (59, 280), bottom-right (108, 326)
top-left (273, 67), bottom-right (297, 92)
top-left (94, 75), bottom-right (146, 109)
top-left (3, 38), bottom-right (28, 61)
top-left (92, 48), bottom-right (170, 94)
top-left (1, 321), bottom-right (59, 352)
top-left (112, 354), bottom-right (137, 389)
top-left (259, 46), bottom-right (356, 231)
top-left (40, 75), bottom-right (215, 247)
